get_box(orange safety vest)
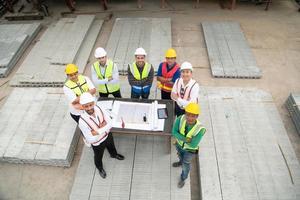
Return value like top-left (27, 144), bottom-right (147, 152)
top-left (158, 62), bottom-right (179, 92)
top-left (80, 105), bottom-right (108, 145)
top-left (175, 78), bottom-right (198, 102)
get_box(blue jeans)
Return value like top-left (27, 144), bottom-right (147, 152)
top-left (131, 89), bottom-right (150, 99)
top-left (176, 144), bottom-right (195, 181)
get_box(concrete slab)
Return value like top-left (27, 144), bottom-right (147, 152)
top-left (202, 22), bottom-right (262, 79)
top-left (198, 87), bottom-right (300, 200)
top-left (70, 135), bottom-right (191, 200)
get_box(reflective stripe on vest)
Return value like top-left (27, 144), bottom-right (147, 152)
top-left (93, 60), bottom-right (120, 93)
top-left (80, 106), bottom-right (108, 145)
top-left (130, 62), bottom-right (151, 80)
top-left (158, 62), bottom-right (179, 92)
top-left (175, 79), bottom-right (197, 101)
top-left (176, 115), bottom-right (205, 151)
top-left (64, 75), bottom-right (89, 96)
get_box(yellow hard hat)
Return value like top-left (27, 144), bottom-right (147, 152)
top-left (185, 103), bottom-right (200, 115)
top-left (165, 48), bottom-right (177, 58)
top-left (65, 64), bottom-right (78, 75)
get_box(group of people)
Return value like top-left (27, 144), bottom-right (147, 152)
top-left (63, 47), bottom-right (206, 188)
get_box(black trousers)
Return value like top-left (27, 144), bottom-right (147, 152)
top-left (92, 132), bottom-right (118, 170)
top-left (175, 103), bottom-right (185, 117)
top-left (161, 90), bottom-right (171, 100)
top-left (70, 113), bottom-right (80, 123)
top-left (99, 90), bottom-right (122, 98)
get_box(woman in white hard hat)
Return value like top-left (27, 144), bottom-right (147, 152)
top-left (91, 47), bottom-right (122, 99)
top-left (127, 47), bottom-right (154, 99)
top-left (171, 62), bottom-right (199, 117)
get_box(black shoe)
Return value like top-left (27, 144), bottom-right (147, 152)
top-left (172, 161), bottom-right (182, 167)
top-left (99, 168), bottom-right (106, 179)
top-left (178, 179), bottom-right (185, 188)
top-left (111, 154), bottom-right (125, 160)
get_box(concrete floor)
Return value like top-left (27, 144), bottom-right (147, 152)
top-left (0, 0), bottom-right (299, 199)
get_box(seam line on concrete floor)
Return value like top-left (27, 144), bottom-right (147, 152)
top-left (234, 98), bottom-right (260, 198)
top-left (88, 157), bottom-right (97, 200)
top-left (129, 135), bottom-right (138, 200)
top-left (208, 98), bottom-right (224, 200)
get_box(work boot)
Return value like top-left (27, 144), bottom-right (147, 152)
top-left (172, 161), bottom-right (182, 167)
top-left (111, 154), bottom-right (125, 160)
top-left (99, 168), bottom-right (107, 179)
top-left (178, 179), bottom-right (185, 188)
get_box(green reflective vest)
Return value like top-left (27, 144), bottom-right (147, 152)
top-left (130, 62), bottom-right (151, 80)
top-left (176, 115), bottom-right (205, 151)
top-left (64, 75), bottom-right (89, 97)
top-left (93, 60), bottom-right (120, 93)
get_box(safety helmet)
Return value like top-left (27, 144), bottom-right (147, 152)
top-left (94, 47), bottom-right (107, 58)
top-left (165, 48), bottom-right (177, 58)
top-left (65, 64), bottom-right (78, 75)
top-left (185, 103), bottom-right (200, 115)
top-left (180, 61), bottom-right (193, 71)
top-left (134, 47), bottom-right (147, 56)
top-left (80, 92), bottom-right (95, 105)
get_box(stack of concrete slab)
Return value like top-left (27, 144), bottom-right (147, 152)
top-left (105, 18), bottom-right (171, 75)
top-left (0, 23), bottom-right (41, 78)
top-left (0, 88), bottom-right (80, 167)
top-left (70, 135), bottom-right (191, 200)
top-left (10, 15), bottom-right (103, 87)
top-left (286, 93), bottom-right (300, 135)
top-left (198, 87), bottom-right (300, 200)
top-left (202, 22), bottom-right (262, 78)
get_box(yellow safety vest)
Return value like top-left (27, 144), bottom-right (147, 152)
top-left (176, 115), bottom-right (205, 151)
top-left (130, 62), bottom-right (151, 80)
top-left (64, 75), bottom-right (90, 96)
top-left (93, 60), bottom-right (120, 93)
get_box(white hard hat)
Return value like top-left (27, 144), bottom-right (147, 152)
top-left (94, 47), bottom-right (107, 58)
top-left (80, 92), bottom-right (95, 105)
top-left (180, 61), bottom-right (193, 71)
top-left (134, 47), bottom-right (147, 56)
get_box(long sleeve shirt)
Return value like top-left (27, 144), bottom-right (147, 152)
top-left (171, 78), bottom-right (200, 108)
top-left (78, 104), bottom-right (113, 146)
top-left (156, 62), bottom-right (180, 83)
top-left (91, 60), bottom-right (120, 86)
top-left (127, 63), bottom-right (154, 87)
top-left (172, 117), bottom-right (205, 149)
top-left (63, 76), bottom-right (95, 116)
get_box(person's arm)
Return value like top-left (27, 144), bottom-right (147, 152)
top-left (156, 63), bottom-right (170, 83)
top-left (79, 119), bottom-right (101, 144)
top-left (127, 64), bottom-right (143, 86)
top-left (85, 76), bottom-right (97, 95)
top-left (107, 63), bottom-right (119, 84)
top-left (172, 117), bottom-right (187, 142)
top-left (171, 79), bottom-right (180, 101)
top-left (91, 64), bottom-right (109, 85)
top-left (187, 128), bottom-right (206, 148)
top-left (141, 65), bottom-right (154, 86)
top-left (63, 86), bottom-right (84, 110)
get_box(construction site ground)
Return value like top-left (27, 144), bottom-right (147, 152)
top-left (0, 0), bottom-right (299, 199)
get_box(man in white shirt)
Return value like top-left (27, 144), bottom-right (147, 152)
top-left (78, 92), bottom-right (125, 179)
top-left (63, 63), bottom-right (96, 123)
top-left (171, 62), bottom-right (199, 117)
top-left (91, 47), bottom-right (122, 98)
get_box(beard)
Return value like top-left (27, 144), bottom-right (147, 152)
top-left (86, 108), bottom-right (94, 115)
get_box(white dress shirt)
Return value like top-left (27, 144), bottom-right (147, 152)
top-left (78, 104), bottom-right (113, 146)
top-left (171, 78), bottom-right (199, 108)
top-left (91, 60), bottom-right (120, 86)
top-left (63, 75), bottom-right (95, 116)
